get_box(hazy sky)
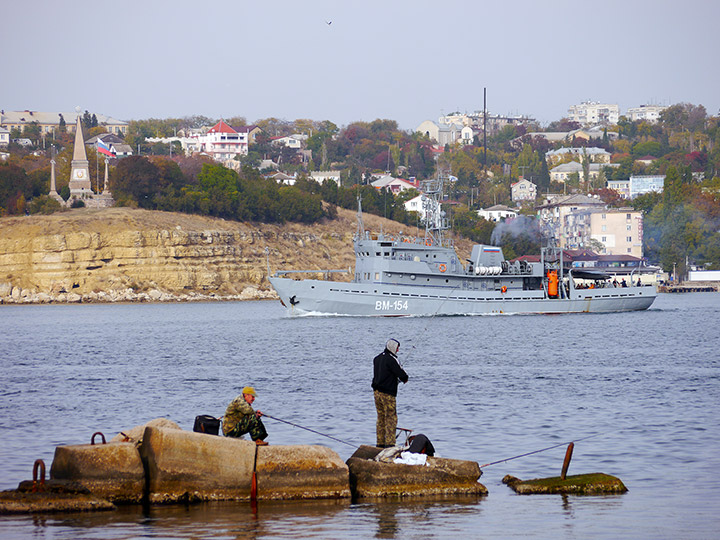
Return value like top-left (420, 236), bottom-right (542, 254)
top-left (5, 0), bottom-right (719, 129)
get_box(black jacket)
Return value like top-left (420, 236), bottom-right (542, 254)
top-left (372, 349), bottom-right (409, 397)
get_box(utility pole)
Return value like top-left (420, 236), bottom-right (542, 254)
top-left (483, 87), bottom-right (487, 167)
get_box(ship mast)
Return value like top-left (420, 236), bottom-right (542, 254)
top-left (420, 175), bottom-right (450, 247)
top-left (355, 195), bottom-right (366, 239)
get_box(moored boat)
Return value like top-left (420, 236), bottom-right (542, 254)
top-left (269, 177), bottom-right (657, 316)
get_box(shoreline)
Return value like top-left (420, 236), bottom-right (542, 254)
top-left (0, 286), bottom-right (279, 305)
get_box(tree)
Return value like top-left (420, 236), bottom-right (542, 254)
top-left (110, 156), bottom-right (162, 208)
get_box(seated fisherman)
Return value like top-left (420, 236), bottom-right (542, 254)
top-left (222, 386), bottom-right (268, 445)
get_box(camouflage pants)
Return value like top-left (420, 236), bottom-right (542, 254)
top-left (225, 414), bottom-right (268, 442)
top-left (374, 390), bottom-right (397, 447)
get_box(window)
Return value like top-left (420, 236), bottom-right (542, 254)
top-left (601, 214), bottom-right (606, 219)
top-left (627, 225), bottom-right (631, 231)
top-left (602, 225), bottom-right (607, 232)
top-left (602, 236), bottom-right (607, 242)
top-left (626, 214), bottom-right (631, 220)
top-left (627, 236), bottom-right (632, 242)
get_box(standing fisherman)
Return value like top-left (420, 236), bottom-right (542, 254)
top-left (222, 386), bottom-right (269, 445)
top-left (372, 338), bottom-right (408, 448)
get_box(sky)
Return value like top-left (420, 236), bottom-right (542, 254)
top-left (4, 0), bottom-right (719, 130)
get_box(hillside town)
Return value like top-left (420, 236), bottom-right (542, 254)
top-left (1, 99), bottom-right (719, 285)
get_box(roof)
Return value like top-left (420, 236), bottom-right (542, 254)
top-left (233, 125), bottom-right (260, 133)
top-left (546, 147), bottom-right (610, 156)
top-left (208, 120), bottom-right (237, 134)
top-left (0, 110), bottom-right (127, 126)
top-left (85, 133), bottom-right (125, 145)
top-left (538, 194), bottom-right (605, 209)
top-left (481, 205), bottom-right (516, 213)
top-left (371, 175), bottom-right (416, 189)
top-left (551, 161), bottom-right (583, 173)
top-left (512, 178), bottom-right (536, 187)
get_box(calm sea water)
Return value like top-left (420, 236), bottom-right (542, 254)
top-left (1, 293), bottom-right (719, 539)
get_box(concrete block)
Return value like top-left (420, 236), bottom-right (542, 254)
top-left (139, 426), bottom-right (256, 503)
top-left (502, 473), bottom-right (628, 494)
top-left (255, 445), bottom-right (350, 500)
top-left (50, 442), bottom-right (145, 503)
top-left (347, 445), bottom-right (487, 498)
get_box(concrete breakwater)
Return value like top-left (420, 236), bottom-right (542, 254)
top-left (0, 419), bottom-right (487, 514)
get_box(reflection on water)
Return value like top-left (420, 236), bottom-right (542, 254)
top-left (0, 497), bottom-right (487, 540)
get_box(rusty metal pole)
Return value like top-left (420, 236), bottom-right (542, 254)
top-left (561, 442), bottom-right (574, 480)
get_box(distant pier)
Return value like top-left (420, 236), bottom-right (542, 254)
top-left (658, 281), bottom-right (719, 293)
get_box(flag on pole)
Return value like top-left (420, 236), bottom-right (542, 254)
top-left (97, 139), bottom-right (115, 157)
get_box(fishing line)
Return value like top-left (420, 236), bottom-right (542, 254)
top-left (264, 413), bottom-right (357, 448)
top-left (401, 283), bottom-right (461, 367)
top-left (479, 432), bottom-right (604, 468)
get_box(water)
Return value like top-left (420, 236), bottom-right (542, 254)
top-left (1, 293), bottom-right (719, 539)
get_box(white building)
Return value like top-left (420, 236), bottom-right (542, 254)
top-left (628, 175), bottom-right (665, 198)
top-left (404, 194), bottom-right (439, 221)
top-left (545, 147), bottom-right (611, 165)
top-left (478, 205), bottom-right (518, 222)
top-left (536, 194), bottom-right (606, 247)
top-left (310, 170), bottom-right (342, 184)
top-left (550, 162), bottom-right (607, 184)
top-left (416, 120), bottom-right (463, 146)
top-left (626, 104), bottom-right (667, 123)
top-left (511, 178), bottom-right (537, 202)
top-left (568, 101), bottom-right (620, 125)
top-left (0, 127), bottom-right (9, 146)
top-left (371, 175), bottom-right (418, 194)
top-left (271, 134), bottom-right (307, 149)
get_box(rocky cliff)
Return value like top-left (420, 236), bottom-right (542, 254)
top-left (1, 207), bottom-right (467, 304)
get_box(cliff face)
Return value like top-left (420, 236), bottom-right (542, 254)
top-left (1, 207), bottom-right (453, 304)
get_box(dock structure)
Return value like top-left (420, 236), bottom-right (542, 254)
top-left (658, 281), bottom-right (719, 293)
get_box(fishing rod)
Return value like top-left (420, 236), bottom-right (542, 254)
top-left (479, 432), bottom-right (604, 468)
top-left (264, 413), bottom-right (357, 448)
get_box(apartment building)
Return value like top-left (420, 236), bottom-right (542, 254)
top-left (564, 208), bottom-right (644, 257)
top-left (567, 101), bottom-right (620, 126)
top-left (626, 104), bottom-right (667, 123)
top-left (0, 110), bottom-right (128, 136)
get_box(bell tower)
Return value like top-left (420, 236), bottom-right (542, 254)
top-left (68, 114), bottom-right (92, 198)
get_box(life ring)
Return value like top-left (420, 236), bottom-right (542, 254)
top-left (501, 286), bottom-right (507, 293)
top-left (439, 264), bottom-right (447, 273)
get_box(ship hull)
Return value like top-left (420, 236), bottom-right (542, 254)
top-left (269, 277), bottom-right (657, 317)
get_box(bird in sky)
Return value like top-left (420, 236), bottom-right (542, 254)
top-left (326, 20), bottom-right (332, 25)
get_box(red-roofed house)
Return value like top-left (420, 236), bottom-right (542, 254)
top-left (194, 120), bottom-right (249, 161)
top-left (370, 175), bottom-right (419, 194)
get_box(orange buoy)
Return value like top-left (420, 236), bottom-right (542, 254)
top-left (439, 264), bottom-right (447, 272)
top-left (501, 286), bottom-right (507, 293)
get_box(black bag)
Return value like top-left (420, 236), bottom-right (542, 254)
top-left (193, 415), bottom-right (220, 435)
top-left (407, 433), bottom-right (435, 456)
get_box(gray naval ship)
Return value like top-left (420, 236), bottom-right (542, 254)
top-left (269, 177), bottom-right (657, 316)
